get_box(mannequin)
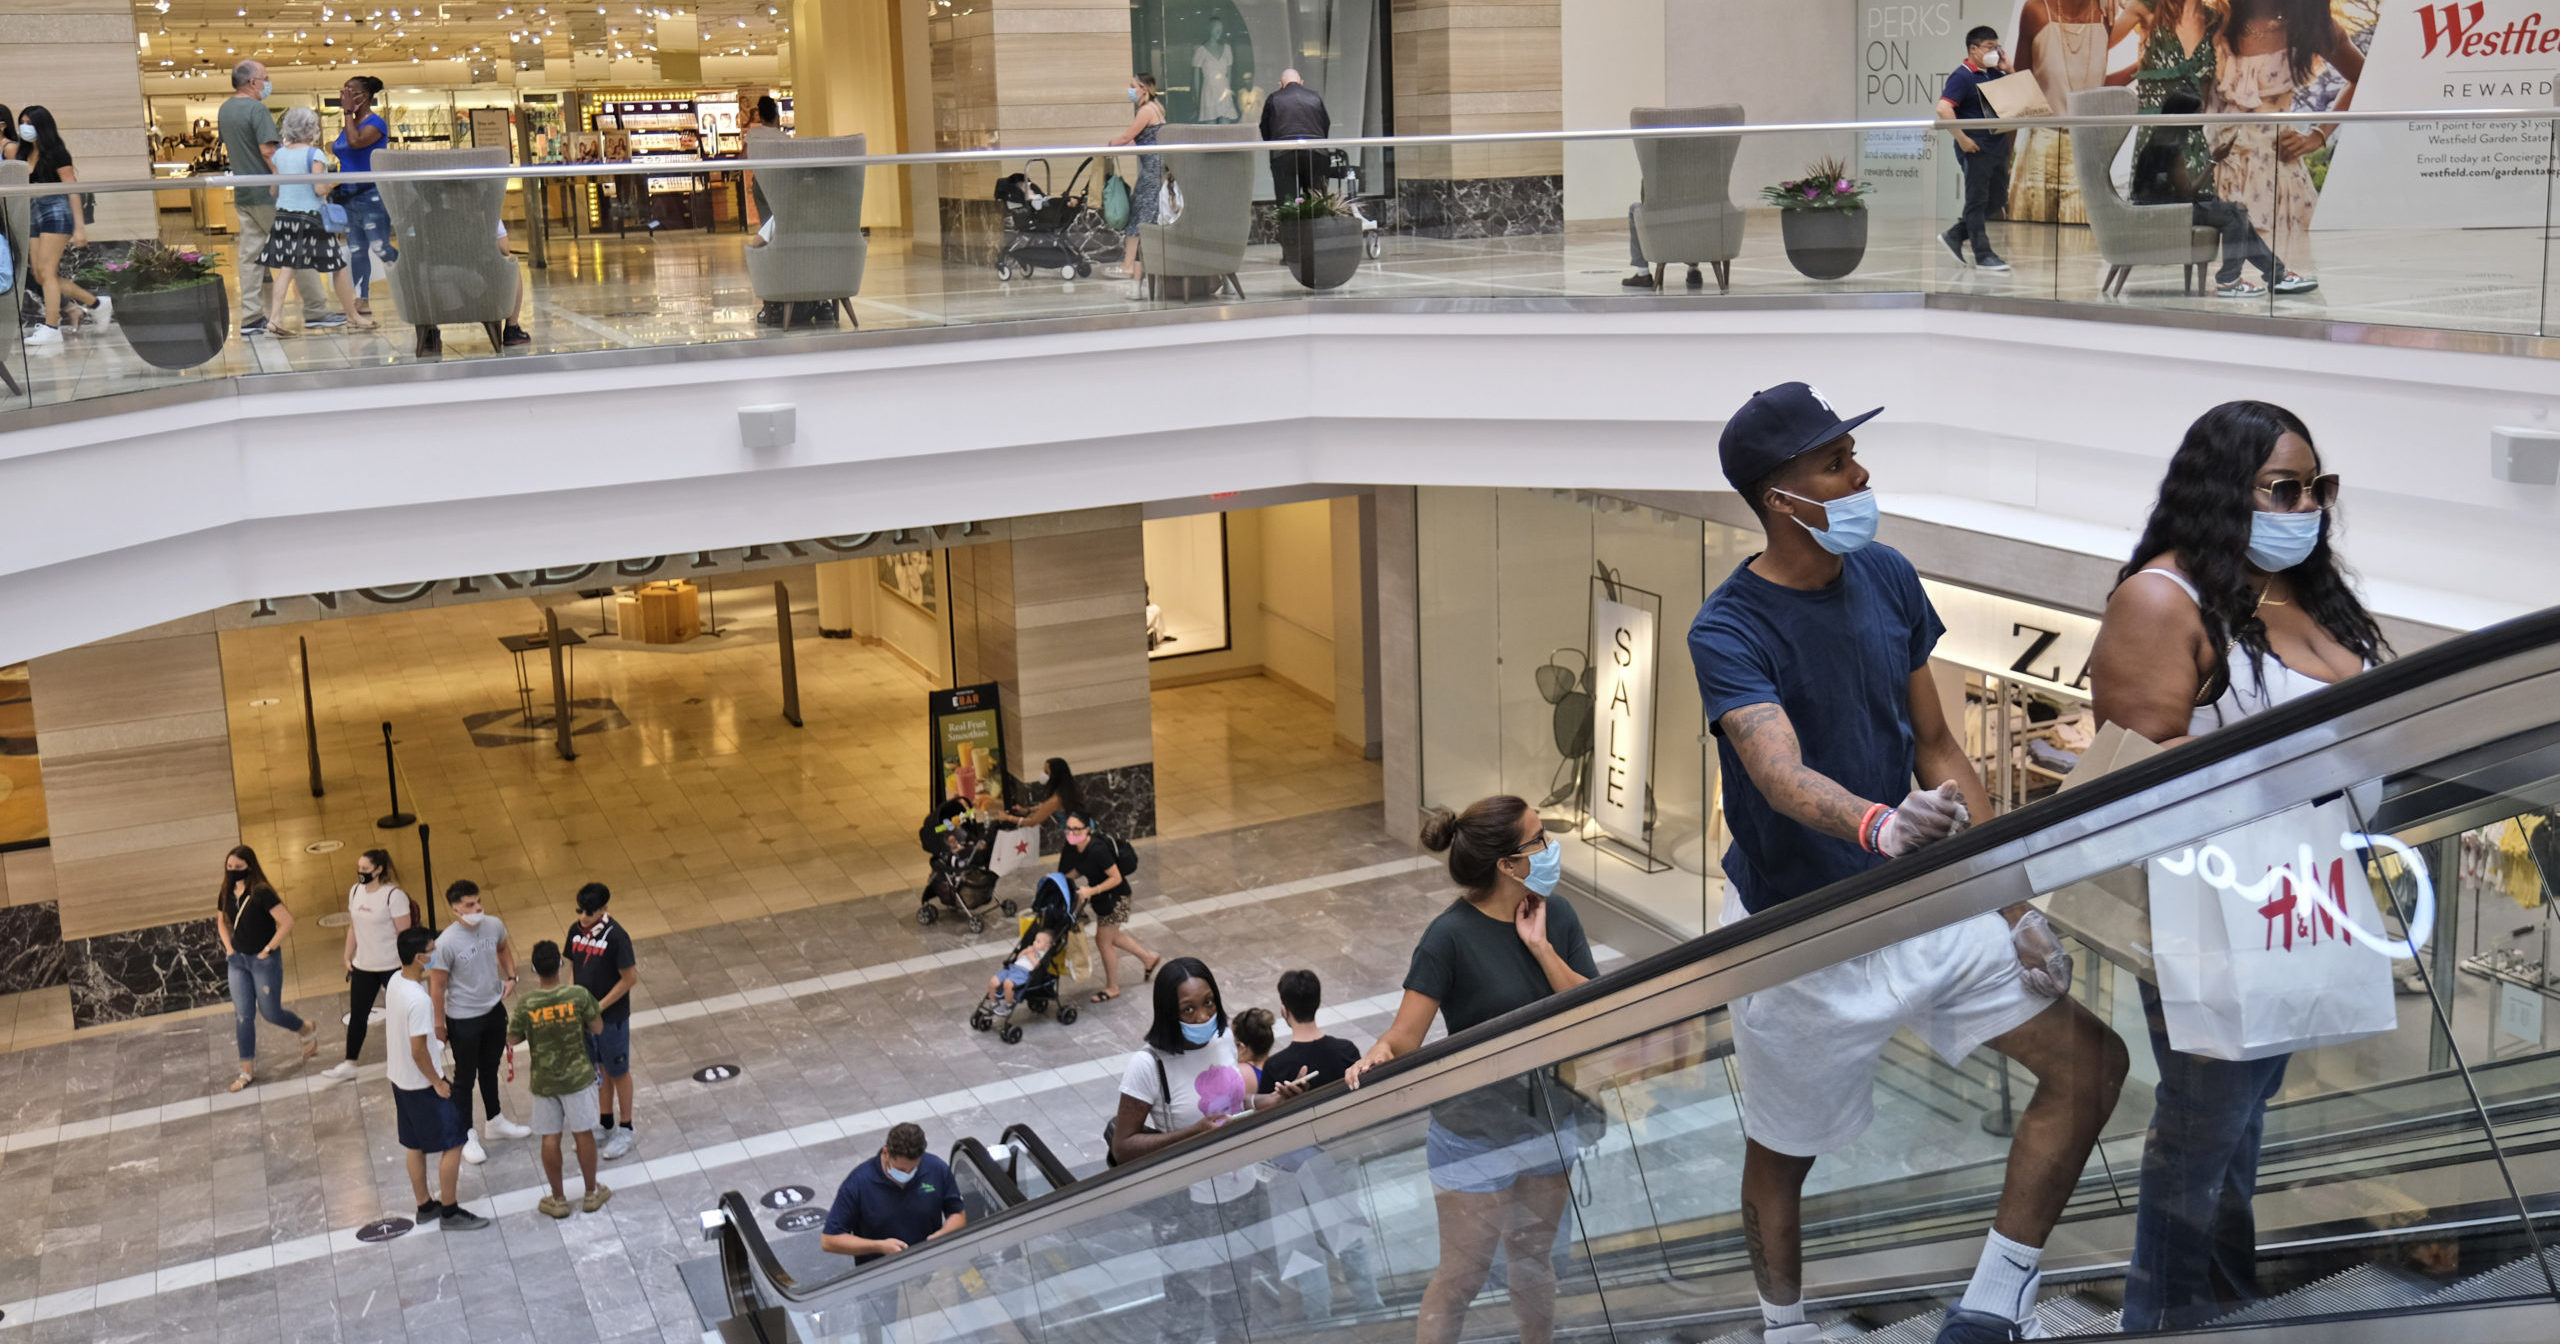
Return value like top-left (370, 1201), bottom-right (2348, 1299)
top-left (1192, 18), bottom-right (1239, 122)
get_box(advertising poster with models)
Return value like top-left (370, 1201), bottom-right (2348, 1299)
top-left (1857, 1), bottom-right (2556, 260)
top-left (927, 682), bottom-right (1009, 814)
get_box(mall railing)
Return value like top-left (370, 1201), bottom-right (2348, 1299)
top-left (4, 107), bottom-right (2552, 418)
top-left (699, 605), bottom-right (2560, 1343)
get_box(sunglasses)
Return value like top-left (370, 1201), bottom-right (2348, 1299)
top-left (2256, 474), bottom-right (2339, 511)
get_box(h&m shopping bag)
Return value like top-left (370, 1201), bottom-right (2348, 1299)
top-left (2147, 796), bottom-right (2403, 1060)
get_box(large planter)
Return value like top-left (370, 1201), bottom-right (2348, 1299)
top-left (1779, 208), bottom-right (1869, 281)
top-left (115, 278), bottom-right (231, 370)
top-left (1282, 215), bottom-right (1363, 290)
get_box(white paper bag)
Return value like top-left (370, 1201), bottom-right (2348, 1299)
top-left (2147, 797), bottom-right (2402, 1061)
top-left (987, 823), bottom-right (1038, 877)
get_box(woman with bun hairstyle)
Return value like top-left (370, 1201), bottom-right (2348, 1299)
top-left (1347, 795), bottom-right (1598, 1344)
top-left (321, 847), bottom-right (413, 1081)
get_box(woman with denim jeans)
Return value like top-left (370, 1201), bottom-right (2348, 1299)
top-left (215, 845), bottom-right (318, 1091)
top-left (18, 105), bottom-right (109, 351)
top-left (332, 76), bottom-right (395, 317)
top-left (2087, 400), bottom-right (2384, 1329)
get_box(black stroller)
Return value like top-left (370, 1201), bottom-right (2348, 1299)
top-left (918, 799), bottom-right (1018, 935)
top-left (992, 158), bottom-right (1121, 283)
top-left (971, 872), bottom-right (1081, 1043)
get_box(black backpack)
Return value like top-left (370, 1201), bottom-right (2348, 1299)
top-left (1106, 831), bottom-right (1140, 877)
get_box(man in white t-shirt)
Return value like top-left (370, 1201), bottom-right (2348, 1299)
top-left (388, 927), bottom-right (490, 1231)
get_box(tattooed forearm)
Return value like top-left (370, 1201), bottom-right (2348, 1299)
top-left (1721, 703), bottom-right (1880, 843)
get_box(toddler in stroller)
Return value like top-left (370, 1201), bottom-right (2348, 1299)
top-left (918, 798), bottom-right (1018, 934)
top-left (970, 873), bottom-right (1081, 1043)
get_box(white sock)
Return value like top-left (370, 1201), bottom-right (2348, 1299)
top-left (1760, 1295), bottom-right (1806, 1330)
top-left (1957, 1228), bottom-right (2042, 1322)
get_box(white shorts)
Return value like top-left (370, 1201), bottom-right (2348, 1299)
top-left (1731, 911), bottom-right (2052, 1157)
top-left (531, 1087), bottom-right (600, 1137)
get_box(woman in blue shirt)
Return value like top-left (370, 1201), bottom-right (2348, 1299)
top-left (332, 76), bottom-right (396, 317)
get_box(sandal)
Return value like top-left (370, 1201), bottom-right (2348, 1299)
top-left (228, 1070), bottom-right (254, 1093)
top-left (298, 1025), bottom-right (320, 1062)
top-left (1090, 988), bottom-right (1121, 1004)
top-left (1140, 955), bottom-right (1163, 980)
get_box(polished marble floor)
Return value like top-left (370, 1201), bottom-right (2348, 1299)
top-left (0, 584), bottom-right (1379, 1053)
top-left (8, 206), bottom-right (2549, 411)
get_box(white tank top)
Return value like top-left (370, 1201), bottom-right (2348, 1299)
top-left (2129, 568), bottom-right (2363, 734)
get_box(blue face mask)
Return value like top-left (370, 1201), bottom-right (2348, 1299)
top-left (885, 1162), bottom-right (916, 1186)
top-left (1521, 838), bottom-right (1563, 896)
top-left (1180, 1016), bottom-right (1220, 1046)
top-left (1775, 488), bottom-right (1879, 555)
top-left (2246, 509), bottom-right (2322, 572)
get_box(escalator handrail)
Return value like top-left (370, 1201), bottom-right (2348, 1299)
top-left (712, 604), bottom-right (2560, 1311)
top-left (997, 1123), bottom-right (1080, 1194)
top-left (949, 1135), bottom-right (1030, 1209)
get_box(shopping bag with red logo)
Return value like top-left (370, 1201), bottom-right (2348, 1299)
top-left (2147, 795), bottom-right (2401, 1061)
top-left (987, 821), bottom-right (1039, 877)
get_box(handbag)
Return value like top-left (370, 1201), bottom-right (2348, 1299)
top-left (1103, 1051), bottom-right (1171, 1168)
top-left (1102, 164), bottom-right (1131, 232)
top-left (2146, 794), bottom-right (2401, 1061)
top-left (322, 200), bottom-right (351, 233)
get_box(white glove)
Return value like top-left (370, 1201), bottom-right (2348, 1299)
top-left (2011, 908), bottom-right (2074, 999)
top-left (1875, 782), bottom-right (1970, 858)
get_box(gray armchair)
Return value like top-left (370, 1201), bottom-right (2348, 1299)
top-left (376, 147), bottom-right (519, 355)
top-left (1631, 105), bottom-right (1747, 293)
top-left (0, 160), bottom-right (26, 396)
top-left (2071, 88), bottom-right (2218, 297)
top-left (1137, 125), bottom-right (1256, 300)
top-left (743, 133), bottom-right (866, 329)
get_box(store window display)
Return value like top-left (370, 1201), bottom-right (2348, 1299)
top-left (1130, 0), bottom-right (1385, 197)
top-left (1192, 18), bottom-right (1242, 124)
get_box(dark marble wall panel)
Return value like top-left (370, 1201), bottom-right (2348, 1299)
top-left (1394, 175), bottom-right (1563, 239)
top-left (1014, 761), bottom-right (1158, 858)
top-left (66, 917), bottom-right (228, 1028)
top-left (0, 900), bottom-right (68, 994)
top-left (938, 198), bottom-right (1007, 267)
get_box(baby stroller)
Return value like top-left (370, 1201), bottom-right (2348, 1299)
top-left (971, 873), bottom-right (1081, 1043)
top-left (1323, 150), bottom-right (1386, 261)
top-left (918, 798), bottom-right (1018, 935)
top-left (992, 158), bottom-right (1121, 282)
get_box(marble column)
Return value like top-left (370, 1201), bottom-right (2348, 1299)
top-left (28, 615), bottom-right (237, 1025)
top-left (0, 2), bottom-right (154, 240)
top-left (1390, 0), bottom-right (1564, 238)
top-left (927, 0), bottom-right (1133, 263)
top-left (949, 507), bottom-right (1155, 846)
top-left (1374, 486), bottom-right (1423, 848)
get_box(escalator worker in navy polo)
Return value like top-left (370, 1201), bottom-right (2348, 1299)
top-left (1689, 382), bottom-right (2127, 1344)
top-left (820, 1122), bottom-right (967, 1266)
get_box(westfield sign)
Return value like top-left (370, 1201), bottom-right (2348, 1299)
top-left (2417, 2), bottom-right (2560, 56)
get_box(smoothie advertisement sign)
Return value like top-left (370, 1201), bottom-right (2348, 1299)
top-left (1856, 1), bottom-right (2557, 244)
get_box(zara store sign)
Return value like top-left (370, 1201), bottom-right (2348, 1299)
top-left (1919, 579), bottom-right (2102, 699)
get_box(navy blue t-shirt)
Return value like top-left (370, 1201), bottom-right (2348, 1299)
top-left (1940, 63), bottom-right (2012, 152)
top-left (1689, 545), bottom-right (1945, 915)
top-left (822, 1153), bottom-right (965, 1264)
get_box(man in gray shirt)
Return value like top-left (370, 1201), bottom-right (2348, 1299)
top-left (428, 880), bottom-right (530, 1164)
top-left (218, 59), bottom-right (334, 333)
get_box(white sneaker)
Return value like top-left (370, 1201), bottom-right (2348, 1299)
top-left (85, 295), bottom-right (113, 327)
top-left (462, 1131), bottom-right (487, 1165)
top-left (487, 1115), bottom-right (532, 1140)
top-left (23, 324), bottom-right (62, 351)
top-left (319, 1061), bottom-right (358, 1082)
top-left (600, 1126), bottom-right (634, 1160)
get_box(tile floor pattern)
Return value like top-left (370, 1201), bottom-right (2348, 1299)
top-left (6, 205), bottom-right (2550, 408)
top-left (0, 806), bottom-right (1580, 1343)
top-left (0, 588), bottom-right (1381, 1053)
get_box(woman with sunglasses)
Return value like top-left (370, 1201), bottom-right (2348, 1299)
top-left (2087, 398), bottom-right (2385, 1330)
top-left (1345, 794), bottom-right (1597, 1344)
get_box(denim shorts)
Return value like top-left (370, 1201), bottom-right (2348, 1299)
top-left (1425, 1117), bottom-right (1576, 1193)
top-left (585, 1016), bottom-right (632, 1078)
top-left (393, 1084), bottom-right (469, 1154)
top-left (30, 195), bottom-right (73, 236)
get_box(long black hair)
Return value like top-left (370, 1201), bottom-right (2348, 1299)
top-left (0, 106), bottom-right (17, 161)
top-left (1041, 757), bottom-right (1085, 814)
top-left (2251, 0), bottom-right (2340, 85)
top-left (1143, 956), bottom-right (1227, 1055)
top-left (2117, 400), bottom-right (2386, 699)
top-left (19, 106), bottom-right (71, 183)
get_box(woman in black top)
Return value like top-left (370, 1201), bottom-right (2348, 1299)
top-left (19, 106), bottom-right (107, 348)
top-left (1347, 795), bottom-right (1597, 1344)
top-left (215, 845), bottom-right (317, 1090)
top-left (1062, 810), bottom-right (1159, 1003)
top-left (1006, 756), bottom-right (1085, 831)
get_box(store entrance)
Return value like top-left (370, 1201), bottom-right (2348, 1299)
top-left (1144, 496), bottom-right (1383, 840)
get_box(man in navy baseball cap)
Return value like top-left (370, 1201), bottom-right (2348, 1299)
top-left (1690, 384), bottom-right (2121, 1344)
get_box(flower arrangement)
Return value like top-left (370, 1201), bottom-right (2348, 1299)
top-left (1274, 190), bottom-right (1351, 222)
top-left (74, 242), bottom-right (221, 296)
top-left (1761, 158), bottom-right (1870, 212)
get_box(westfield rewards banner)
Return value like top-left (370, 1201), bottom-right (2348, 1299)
top-left (2318, 0), bottom-right (2560, 229)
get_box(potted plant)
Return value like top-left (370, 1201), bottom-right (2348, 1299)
top-left (1276, 191), bottom-right (1363, 291)
top-left (1762, 158), bottom-right (1871, 281)
top-left (75, 244), bottom-right (229, 370)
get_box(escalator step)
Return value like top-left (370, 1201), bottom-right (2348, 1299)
top-left (2211, 1263), bottom-right (2437, 1325)
top-left (2421, 1250), bottom-right (2560, 1306)
top-left (2030, 1295), bottom-right (2123, 1338)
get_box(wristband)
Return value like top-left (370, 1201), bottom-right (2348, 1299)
top-left (1857, 803), bottom-right (1891, 854)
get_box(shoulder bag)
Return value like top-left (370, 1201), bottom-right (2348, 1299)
top-left (1103, 1050), bottom-right (1171, 1168)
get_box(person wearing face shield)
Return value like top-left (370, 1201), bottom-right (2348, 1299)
top-left (1343, 796), bottom-right (1598, 1344)
top-left (427, 880), bottom-right (530, 1166)
top-left (1935, 26), bottom-right (2016, 273)
top-left (2087, 401), bottom-right (2382, 1330)
top-left (1691, 384), bottom-right (2127, 1344)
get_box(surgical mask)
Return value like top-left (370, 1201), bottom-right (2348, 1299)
top-left (1776, 487), bottom-right (1880, 555)
top-left (456, 911), bottom-right (485, 929)
top-left (2246, 509), bottom-right (2322, 572)
top-left (15, 125), bottom-right (31, 144)
top-left (261, 80), bottom-right (274, 98)
top-left (1180, 1017), bottom-right (1219, 1046)
top-left (885, 1163), bottom-right (916, 1186)
top-left (1978, 49), bottom-right (2001, 68)
top-left (1129, 87), bottom-right (1142, 103)
top-left (1523, 838), bottom-right (1562, 897)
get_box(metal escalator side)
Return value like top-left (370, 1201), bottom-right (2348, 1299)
top-left (711, 607), bottom-right (2560, 1344)
top-left (995, 1123), bottom-right (1081, 1199)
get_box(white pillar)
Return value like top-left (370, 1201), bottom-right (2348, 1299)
top-left (816, 559), bottom-right (862, 637)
